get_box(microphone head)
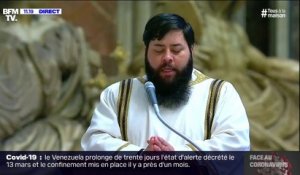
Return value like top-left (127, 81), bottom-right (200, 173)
top-left (144, 81), bottom-right (158, 105)
top-left (145, 81), bottom-right (155, 90)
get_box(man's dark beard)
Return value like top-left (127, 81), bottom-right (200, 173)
top-left (145, 56), bottom-right (193, 109)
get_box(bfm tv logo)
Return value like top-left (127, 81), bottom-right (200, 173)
top-left (2, 8), bottom-right (18, 22)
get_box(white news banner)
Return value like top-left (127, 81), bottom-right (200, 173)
top-left (19, 8), bottom-right (62, 15)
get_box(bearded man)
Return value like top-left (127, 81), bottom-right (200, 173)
top-left (81, 13), bottom-right (250, 152)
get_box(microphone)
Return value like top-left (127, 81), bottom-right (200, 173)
top-left (144, 81), bottom-right (160, 114)
top-left (144, 81), bottom-right (201, 151)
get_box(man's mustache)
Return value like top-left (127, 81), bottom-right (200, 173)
top-left (159, 63), bottom-right (176, 71)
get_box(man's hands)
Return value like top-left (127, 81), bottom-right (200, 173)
top-left (145, 136), bottom-right (174, 151)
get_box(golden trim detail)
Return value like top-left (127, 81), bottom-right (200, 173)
top-left (190, 70), bottom-right (209, 86)
top-left (204, 79), bottom-right (225, 140)
top-left (123, 79), bottom-right (132, 141)
top-left (116, 142), bottom-right (131, 151)
top-left (117, 79), bottom-right (133, 141)
top-left (186, 143), bottom-right (198, 151)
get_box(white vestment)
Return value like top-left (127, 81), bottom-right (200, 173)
top-left (81, 69), bottom-right (250, 151)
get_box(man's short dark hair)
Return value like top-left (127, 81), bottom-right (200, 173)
top-left (143, 13), bottom-right (195, 49)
